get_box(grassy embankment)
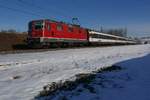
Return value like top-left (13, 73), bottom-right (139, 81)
top-left (0, 32), bottom-right (27, 51)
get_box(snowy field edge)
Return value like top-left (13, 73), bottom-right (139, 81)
top-left (0, 44), bottom-right (150, 100)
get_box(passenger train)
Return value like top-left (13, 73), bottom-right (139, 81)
top-left (27, 19), bottom-right (136, 48)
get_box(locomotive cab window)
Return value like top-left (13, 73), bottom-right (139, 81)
top-left (28, 22), bottom-right (32, 31)
top-left (34, 22), bottom-right (43, 30)
top-left (57, 24), bottom-right (63, 31)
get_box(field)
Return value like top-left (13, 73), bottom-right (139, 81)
top-left (0, 44), bottom-right (149, 100)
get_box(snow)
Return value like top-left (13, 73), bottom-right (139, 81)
top-left (0, 44), bottom-right (150, 100)
top-left (48, 53), bottom-right (150, 100)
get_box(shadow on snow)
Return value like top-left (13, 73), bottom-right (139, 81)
top-left (34, 53), bottom-right (150, 100)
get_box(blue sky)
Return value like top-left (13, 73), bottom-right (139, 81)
top-left (0, 0), bottom-right (150, 37)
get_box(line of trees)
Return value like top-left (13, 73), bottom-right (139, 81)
top-left (91, 27), bottom-right (128, 37)
top-left (0, 29), bottom-right (27, 34)
top-left (105, 28), bottom-right (127, 37)
top-left (100, 27), bottom-right (128, 37)
top-left (1, 29), bottom-right (17, 33)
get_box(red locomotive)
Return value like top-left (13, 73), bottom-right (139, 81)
top-left (28, 19), bottom-right (88, 47)
top-left (27, 19), bottom-right (136, 48)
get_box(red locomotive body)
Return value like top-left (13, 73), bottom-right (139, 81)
top-left (28, 19), bottom-right (88, 47)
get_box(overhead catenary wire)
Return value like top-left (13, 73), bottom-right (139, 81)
top-left (0, 4), bottom-right (45, 17)
top-left (0, 0), bottom-right (56, 20)
top-left (0, 0), bottom-right (79, 24)
top-left (0, 0), bottom-right (82, 26)
top-left (17, 0), bottom-right (73, 20)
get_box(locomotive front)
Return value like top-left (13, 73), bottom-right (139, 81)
top-left (27, 20), bottom-right (45, 47)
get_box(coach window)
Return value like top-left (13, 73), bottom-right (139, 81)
top-left (57, 24), bottom-right (63, 31)
top-left (91, 34), bottom-right (97, 38)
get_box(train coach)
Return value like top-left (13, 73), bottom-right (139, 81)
top-left (88, 31), bottom-right (136, 45)
top-left (27, 19), bottom-right (136, 48)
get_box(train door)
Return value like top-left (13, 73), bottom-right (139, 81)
top-left (44, 22), bottom-right (51, 37)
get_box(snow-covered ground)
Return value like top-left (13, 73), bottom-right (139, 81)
top-left (44, 50), bottom-right (150, 100)
top-left (0, 45), bottom-right (150, 100)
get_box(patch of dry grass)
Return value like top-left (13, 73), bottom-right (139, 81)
top-left (0, 32), bottom-right (27, 51)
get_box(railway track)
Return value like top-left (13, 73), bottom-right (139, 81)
top-left (0, 46), bottom-right (93, 54)
top-left (0, 44), bottom-right (132, 54)
top-left (0, 48), bottom-right (69, 54)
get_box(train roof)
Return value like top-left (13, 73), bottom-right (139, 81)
top-left (29, 19), bottom-right (81, 28)
top-left (89, 30), bottom-right (131, 40)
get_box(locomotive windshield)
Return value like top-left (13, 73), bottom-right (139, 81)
top-left (34, 21), bottom-right (43, 30)
top-left (28, 22), bottom-right (32, 31)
